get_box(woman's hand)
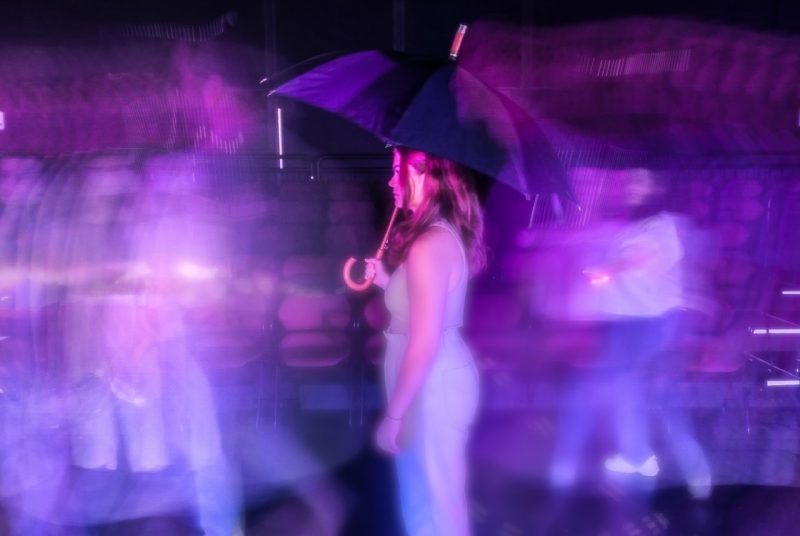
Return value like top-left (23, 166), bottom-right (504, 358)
top-left (364, 258), bottom-right (390, 289)
top-left (374, 414), bottom-right (404, 455)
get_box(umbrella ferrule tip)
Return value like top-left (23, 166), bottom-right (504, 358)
top-left (449, 24), bottom-right (468, 60)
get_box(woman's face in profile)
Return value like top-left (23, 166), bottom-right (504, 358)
top-left (389, 149), bottom-right (427, 211)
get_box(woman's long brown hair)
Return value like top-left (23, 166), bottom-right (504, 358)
top-left (386, 148), bottom-right (486, 275)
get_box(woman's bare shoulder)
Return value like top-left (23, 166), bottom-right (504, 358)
top-left (407, 225), bottom-right (460, 265)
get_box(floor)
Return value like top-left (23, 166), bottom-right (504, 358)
top-left (1, 360), bottom-right (799, 535)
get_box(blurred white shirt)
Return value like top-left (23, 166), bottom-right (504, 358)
top-left (593, 212), bottom-right (685, 318)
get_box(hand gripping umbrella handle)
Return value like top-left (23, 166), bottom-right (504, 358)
top-left (343, 207), bottom-right (399, 291)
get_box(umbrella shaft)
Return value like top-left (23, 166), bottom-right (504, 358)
top-left (375, 207), bottom-right (400, 260)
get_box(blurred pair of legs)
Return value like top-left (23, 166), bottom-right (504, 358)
top-left (67, 356), bottom-right (241, 536)
top-left (551, 317), bottom-right (669, 484)
top-left (551, 313), bottom-right (711, 496)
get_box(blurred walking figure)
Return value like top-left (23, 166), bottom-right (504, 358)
top-left (550, 168), bottom-right (693, 485)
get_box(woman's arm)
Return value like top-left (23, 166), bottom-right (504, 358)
top-left (586, 215), bottom-right (684, 283)
top-left (375, 229), bottom-right (453, 454)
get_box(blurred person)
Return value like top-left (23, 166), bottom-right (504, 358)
top-left (587, 168), bottom-right (685, 477)
top-left (133, 153), bottom-right (243, 535)
top-left (61, 159), bottom-right (166, 476)
top-left (549, 168), bottom-right (697, 487)
top-left (141, 153), bottom-right (349, 536)
top-left (54, 155), bottom-right (240, 535)
top-left (0, 154), bottom-right (243, 535)
top-left (59, 160), bottom-right (182, 534)
top-left (365, 147), bottom-right (484, 536)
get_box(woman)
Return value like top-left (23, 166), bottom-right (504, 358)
top-left (365, 146), bottom-right (484, 536)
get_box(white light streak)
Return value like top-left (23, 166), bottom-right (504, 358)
top-left (766, 379), bottom-right (800, 387)
top-left (175, 261), bottom-right (216, 280)
top-left (751, 328), bottom-right (800, 335)
top-left (276, 107), bottom-right (284, 170)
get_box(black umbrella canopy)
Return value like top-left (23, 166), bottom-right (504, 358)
top-left (269, 49), bottom-right (572, 200)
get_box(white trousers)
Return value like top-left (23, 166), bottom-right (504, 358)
top-left (384, 332), bottom-right (479, 536)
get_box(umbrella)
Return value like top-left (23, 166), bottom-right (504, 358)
top-left (268, 49), bottom-right (572, 200)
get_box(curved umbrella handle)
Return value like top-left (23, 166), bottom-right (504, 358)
top-left (343, 257), bottom-right (374, 291)
top-left (341, 207), bottom-right (400, 292)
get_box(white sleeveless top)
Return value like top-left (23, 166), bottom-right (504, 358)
top-left (384, 220), bottom-right (469, 334)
